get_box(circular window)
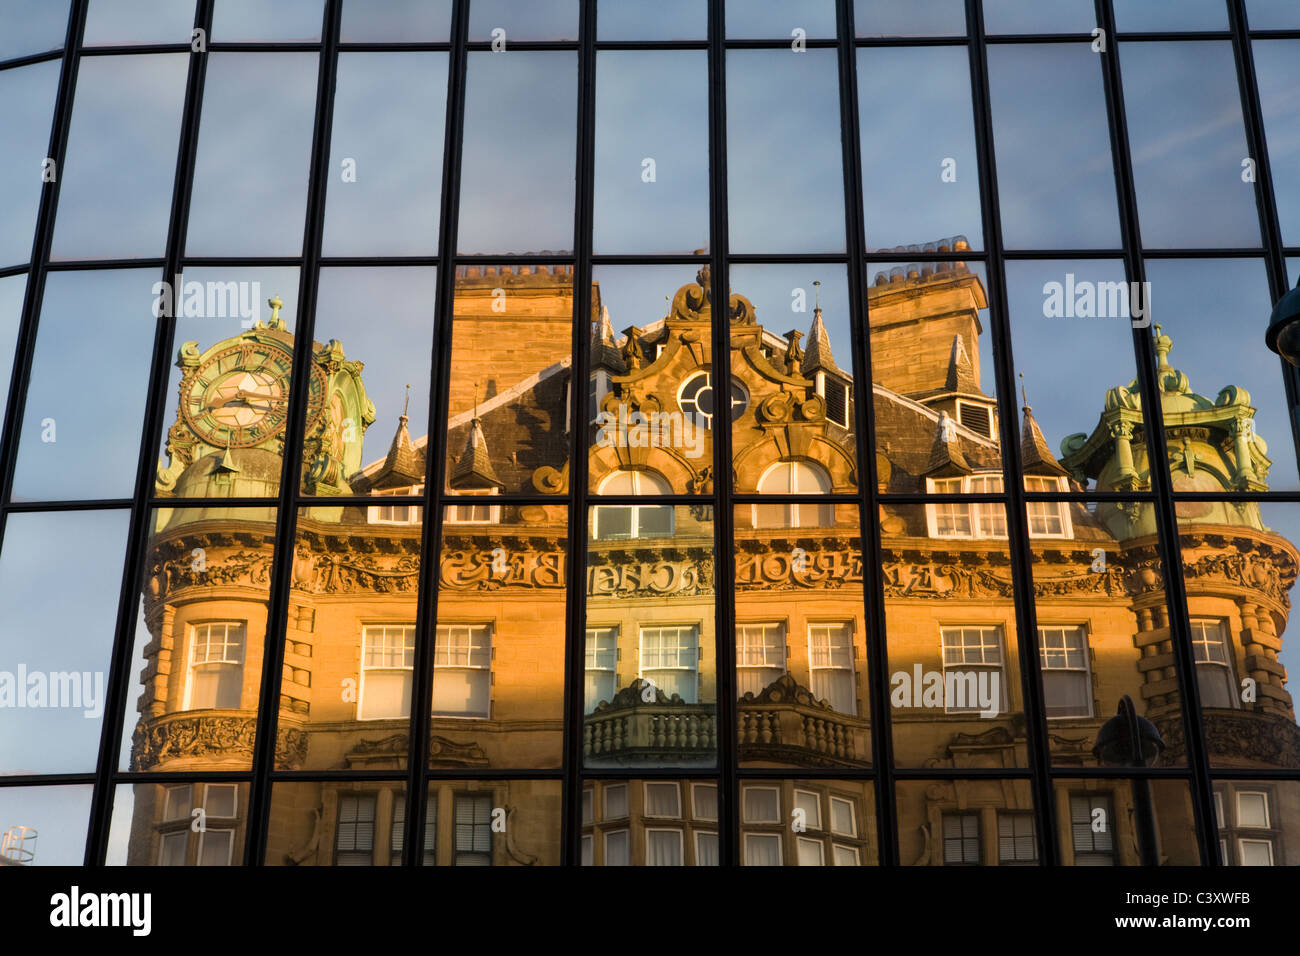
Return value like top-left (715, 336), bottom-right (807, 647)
top-left (678, 371), bottom-right (747, 429)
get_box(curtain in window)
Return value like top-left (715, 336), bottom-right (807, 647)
top-left (646, 830), bottom-right (683, 866)
top-left (745, 834), bottom-right (781, 865)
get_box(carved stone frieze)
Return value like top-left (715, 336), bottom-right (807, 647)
top-left (131, 713), bottom-right (308, 770)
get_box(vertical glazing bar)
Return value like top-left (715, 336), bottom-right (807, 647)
top-left (243, 0), bottom-right (343, 866)
top-left (965, 0), bottom-right (1060, 865)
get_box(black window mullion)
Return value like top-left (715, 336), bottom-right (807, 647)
top-left (709, 0), bottom-right (741, 868)
top-left (1093, 0), bottom-right (1218, 866)
top-left (562, 0), bottom-right (597, 867)
top-left (965, 0), bottom-right (1060, 866)
top-left (401, 0), bottom-right (470, 868)
top-left (835, 0), bottom-right (898, 867)
top-left (243, 0), bottom-right (342, 867)
top-left (1229, 0), bottom-right (1300, 482)
top-left (85, 0), bottom-right (217, 865)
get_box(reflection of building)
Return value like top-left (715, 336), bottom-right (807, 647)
top-left (126, 249), bottom-right (1299, 866)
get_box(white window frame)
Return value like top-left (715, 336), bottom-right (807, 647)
top-left (1236, 790), bottom-right (1271, 829)
top-left (584, 625), bottom-right (619, 714)
top-left (196, 827), bottom-right (235, 866)
top-left (644, 828), bottom-right (685, 867)
top-left (1189, 619), bottom-right (1239, 709)
top-left (736, 621), bottom-right (786, 697)
top-left (808, 621), bottom-right (856, 715)
top-left (796, 837), bottom-right (826, 866)
top-left (742, 785), bottom-right (781, 825)
top-left (829, 795), bottom-right (857, 838)
top-left (1038, 624), bottom-right (1094, 719)
top-left (643, 782), bottom-right (682, 819)
top-left (158, 831), bottom-right (189, 867)
top-left (184, 621), bottom-right (245, 711)
top-left (638, 625), bottom-right (700, 704)
top-left (593, 470), bottom-right (675, 540)
top-left (794, 789), bottom-right (822, 831)
top-left (603, 784), bottom-right (629, 821)
top-left (832, 843), bottom-right (861, 866)
top-left (752, 460), bottom-right (835, 529)
top-left (603, 828), bottom-right (630, 866)
top-left (432, 623), bottom-right (492, 719)
top-left (694, 830), bottom-right (719, 866)
top-left (940, 625), bottom-right (1008, 715)
top-left (444, 496), bottom-right (501, 525)
top-left (1024, 475), bottom-right (1073, 538)
top-left (202, 783), bottom-right (239, 818)
top-left (359, 623), bottom-right (416, 721)
top-left (692, 783), bottom-right (719, 822)
top-left (1238, 838), bottom-right (1275, 866)
top-left (743, 832), bottom-right (783, 866)
top-left (925, 474), bottom-right (1071, 539)
top-left (367, 484), bottom-right (424, 525)
top-left (163, 784), bottom-right (192, 822)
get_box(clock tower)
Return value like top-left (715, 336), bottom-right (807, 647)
top-left (155, 297), bottom-right (375, 497)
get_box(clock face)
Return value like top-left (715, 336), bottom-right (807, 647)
top-left (182, 340), bottom-right (326, 448)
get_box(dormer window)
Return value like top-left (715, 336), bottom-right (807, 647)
top-left (368, 485), bottom-right (423, 525)
top-left (956, 401), bottom-right (992, 439)
top-left (926, 474), bottom-right (1072, 539)
top-left (817, 374), bottom-right (851, 429)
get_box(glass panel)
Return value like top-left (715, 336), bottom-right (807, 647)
top-left (858, 46), bottom-right (983, 252)
top-left (988, 44), bottom-right (1120, 250)
top-left (1176, 502), bottom-right (1300, 771)
top-left (211, 0), bottom-right (323, 42)
top-left (0, 785), bottom-right (92, 865)
top-left (117, 507), bottom-right (278, 772)
top-left (868, 259), bottom-right (998, 492)
top-left (726, 0), bottom-right (837, 39)
top-left (0, 274), bottom-right (24, 426)
top-left (1252, 40), bottom-right (1300, 249)
top-left (1006, 259), bottom-right (1141, 491)
top-left (897, 780), bottom-right (1037, 865)
top-left (468, 0), bottom-right (578, 42)
top-left (443, 265), bottom-right (573, 494)
top-left (0, 509), bottom-right (128, 775)
top-left (882, 504), bottom-right (1026, 766)
top-left (727, 50), bottom-right (844, 255)
top-left (740, 781), bottom-right (876, 865)
top-left (51, 53), bottom-right (188, 261)
top-left (106, 782), bottom-right (247, 865)
top-left (322, 53), bottom-right (448, 257)
top-left (84, 0), bottom-right (196, 45)
top-left (340, 0), bottom-right (452, 42)
top-left (982, 0), bottom-right (1095, 35)
top-left (854, 0), bottom-right (964, 37)
top-left (598, 0), bottom-right (706, 41)
top-left (1119, 41), bottom-right (1259, 249)
top-left (735, 505), bottom-right (870, 768)
top-left (1212, 781), bottom-right (1297, 865)
top-left (728, 264), bottom-right (858, 490)
top-left (0, 0), bottom-right (69, 62)
top-left (263, 780), bottom-right (560, 865)
top-left (1246, 0), bottom-right (1300, 29)
top-left (1144, 258), bottom-right (1295, 490)
top-left (303, 267), bottom-right (436, 496)
top-left (583, 779), bottom-right (716, 865)
top-left (589, 264), bottom-right (712, 495)
top-left (586, 506), bottom-right (716, 769)
top-left (11, 269), bottom-right (156, 502)
top-left (0, 61), bottom-right (59, 268)
top-left (1057, 779), bottom-right (1200, 864)
top-left (457, 52), bottom-right (576, 255)
top-left (431, 506), bottom-right (568, 769)
top-left (1113, 0), bottom-right (1228, 32)
top-left (153, 265), bottom-right (301, 500)
top-left (1024, 498), bottom-right (1188, 766)
top-left (186, 53), bottom-right (319, 257)
top-left (594, 51), bottom-right (709, 256)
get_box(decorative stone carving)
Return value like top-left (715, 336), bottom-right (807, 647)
top-left (130, 714), bottom-right (308, 770)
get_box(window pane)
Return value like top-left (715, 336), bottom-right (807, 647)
top-left (1058, 780), bottom-right (1200, 864)
top-left (727, 50), bottom-right (844, 254)
top-left (0, 1), bottom-right (69, 62)
top-left (598, 0), bottom-right (705, 40)
top-left (858, 46), bottom-right (982, 251)
top-left (988, 45), bottom-right (1120, 250)
top-left (0, 510), bottom-right (128, 774)
top-left (1113, 0), bottom-right (1228, 32)
top-left (0, 274), bottom-right (26, 427)
top-left (0, 785), bottom-right (92, 866)
top-left (983, 0), bottom-right (1095, 35)
top-left (211, 0), bottom-right (323, 42)
top-left (117, 507), bottom-right (278, 772)
top-left (84, 0), bottom-right (196, 45)
top-left (51, 53), bottom-right (188, 261)
top-left (458, 53), bottom-right (575, 255)
top-left (1247, 0), bottom-right (1300, 28)
top-left (1253, 41), bottom-right (1300, 249)
top-left (726, 0), bottom-right (837, 39)
top-left (0, 61), bottom-right (59, 268)
top-left (11, 269), bottom-right (156, 501)
top-left (1119, 41), bottom-right (1259, 249)
top-left (468, 0), bottom-right (578, 42)
top-left (322, 53), bottom-right (447, 257)
top-left (340, 0), bottom-right (451, 42)
top-left (187, 53), bottom-right (319, 257)
top-left (594, 51), bottom-right (708, 255)
top-left (855, 0), bottom-right (964, 37)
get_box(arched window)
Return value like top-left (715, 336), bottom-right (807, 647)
top-left (753, 461), bottom-right (834, 529)
top-left (593, 470), bottom-right (674, 540)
